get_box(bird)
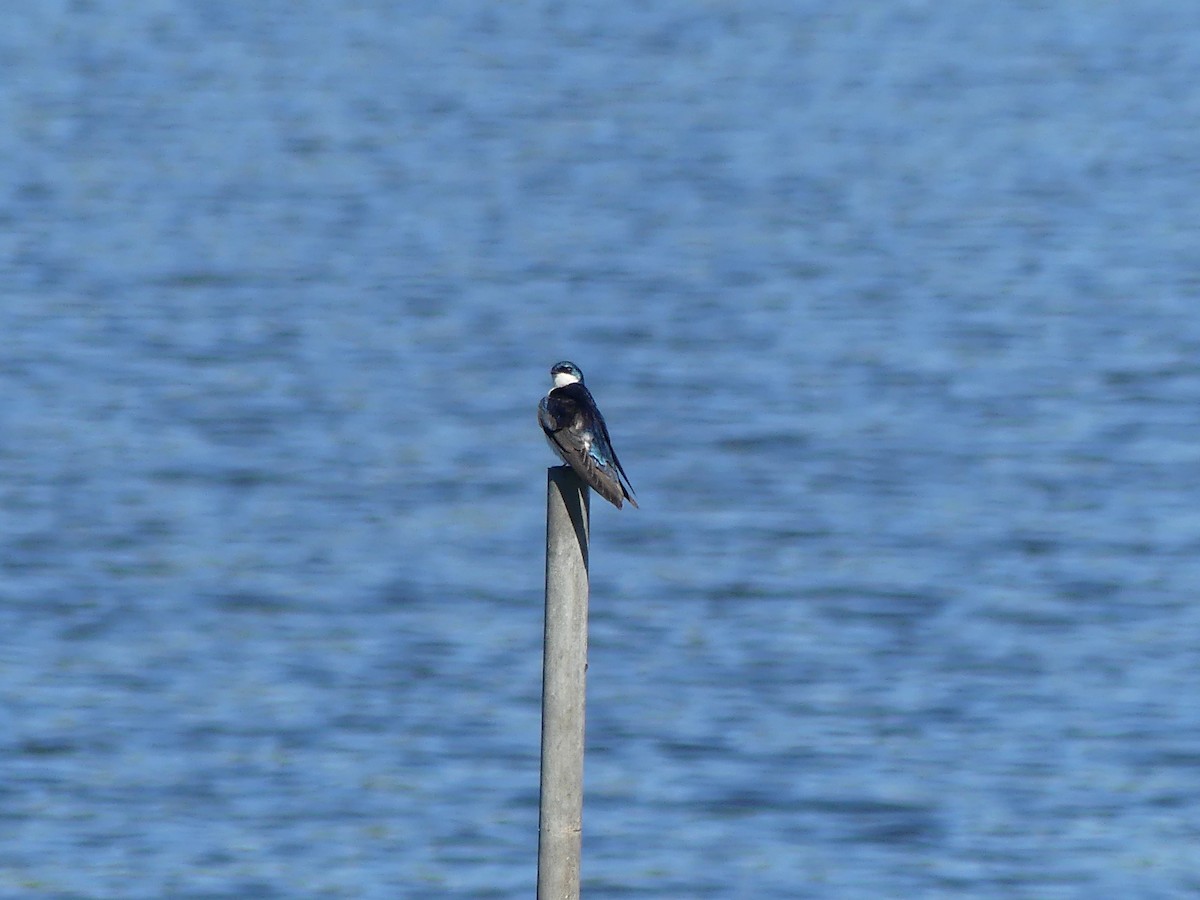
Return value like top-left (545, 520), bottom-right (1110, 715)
top-left (538, 361), bottom-right (638, 509)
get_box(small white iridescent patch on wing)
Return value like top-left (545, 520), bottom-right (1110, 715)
top-left (585, 434), bottom-right (609, 465)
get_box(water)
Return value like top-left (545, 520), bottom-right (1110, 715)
top-left (3, 1), bottom-right (1200, 897)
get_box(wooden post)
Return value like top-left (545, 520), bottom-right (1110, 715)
top-left (537, 466), bottom-right (590, 900)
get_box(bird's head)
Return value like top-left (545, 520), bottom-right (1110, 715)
top-left (550, 360), bottom-right (584, 388)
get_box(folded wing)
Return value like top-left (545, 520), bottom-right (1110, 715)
top-left (539, 386), bottom-right (637, 509)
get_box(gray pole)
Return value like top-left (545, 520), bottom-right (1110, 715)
top-left (537, 466), bottom-right (590, 900)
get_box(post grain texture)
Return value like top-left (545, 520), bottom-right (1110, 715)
top-left (537, 466), bottom-right (590, 900)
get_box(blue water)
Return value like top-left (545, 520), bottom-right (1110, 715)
top-left (3, 2), bottom-right (1200, 897)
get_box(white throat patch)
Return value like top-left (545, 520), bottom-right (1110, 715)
top-left (552, 371), bottom-right (581, 389)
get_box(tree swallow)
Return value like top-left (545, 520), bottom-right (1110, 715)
top-left (539, 361), bottom-right (638, 509)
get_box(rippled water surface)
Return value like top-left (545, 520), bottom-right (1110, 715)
top-left (4, 2), bottom-right (1200, 897)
